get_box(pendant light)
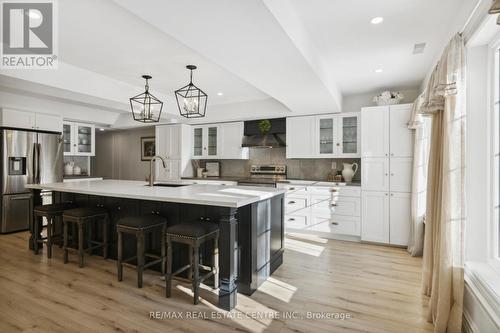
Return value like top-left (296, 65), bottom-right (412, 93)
top-left (130, 75), bottom-right (163, 123)
top-left (175, 65), bottom-right (207, 118)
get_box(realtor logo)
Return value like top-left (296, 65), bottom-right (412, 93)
top-left (1, 0), bottom-right (58, 68)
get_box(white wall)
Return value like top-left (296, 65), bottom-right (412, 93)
top-left (342, 89), bottom-right (420, 113)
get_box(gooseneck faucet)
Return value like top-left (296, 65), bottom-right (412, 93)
top-left (149, 156), bottom-right (167, 187)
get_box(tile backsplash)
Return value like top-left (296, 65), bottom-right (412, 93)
top-left (195, 147), bottom-right (361, 182)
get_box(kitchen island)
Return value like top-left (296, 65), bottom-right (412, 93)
top-left (26, 180), bottom-right (285, 311)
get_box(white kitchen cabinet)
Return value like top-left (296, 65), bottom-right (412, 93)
top-left (389, 158), bottom-right (413, 192)
top-left (192, 125), bottom-right (220, 159)
top-left (361, 191), bottom-right (390, 243)
top-left (218, 122), bottom-right (249, 159)
top-left (389, 192), bottom-right (411, 246)
top-left (389, 104), bottom-right (414, 157)
top-left (35, 113), bottom-right (62, 132)
top-left (337, 113), bottom-right (361, 157)
top-left (63, 121), bottom-right (95, 156)
top-left (286, 116), bottom-right (316, 158)
top-left (155, 159), bottom-right (181, 181)
top-left (362, 157), bottom-right (390, 191)
top-left (316, 114), bottom-right (338, 157)
top-left (279, 182), bottom-right (362, 238)
top-left (288, 113), bottom-right (360, 159)
top-left (0, 108), bottom-right (62, 132)
top-left (361, 106), bottom-right (390, 157)
top-left (361, 103), bottom-right (413, 246)
top-left (156, 124), bottom-right (192, 180)
top-left (156, 124), bottom-right (182, 159)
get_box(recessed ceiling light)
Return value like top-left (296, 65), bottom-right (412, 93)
top-left (99, 128), bottom-right (105, 131)
top-left (217, 92), bottom-right (223, 96)
top-left (371, 17), bottom-right (384, 25)
top-left (374, 68), bottom-right (383, 73)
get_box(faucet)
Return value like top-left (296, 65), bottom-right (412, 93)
top-left (149, 156), bottom-right (167, 187)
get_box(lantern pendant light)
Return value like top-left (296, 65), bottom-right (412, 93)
top-left (129, 75), bottom-right (163, 123)
top-left (175, 65), bottom-right (208, 118)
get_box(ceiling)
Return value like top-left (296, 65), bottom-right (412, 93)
top-left (0, 0), bottom-right (480, 126)
top-left (288, 0), bottom-right (479, 95)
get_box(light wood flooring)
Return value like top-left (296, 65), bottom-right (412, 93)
top-left (0, 231), bottom-right (433, 333)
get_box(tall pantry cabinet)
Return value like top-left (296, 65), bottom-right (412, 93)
top-left (361, 104), bottom-right (413, 246)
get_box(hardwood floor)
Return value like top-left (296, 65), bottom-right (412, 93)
top-left (0, 231), bottom-right (433, 333)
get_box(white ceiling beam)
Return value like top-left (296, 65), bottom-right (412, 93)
top-left (114, 0), bottom-right (342, 114)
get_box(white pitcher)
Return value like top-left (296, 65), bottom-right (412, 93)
top-left (341, 162), bottom-right (358, 182)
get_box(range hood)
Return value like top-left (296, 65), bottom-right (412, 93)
top-left (242, 118), bottom-right (286, 148)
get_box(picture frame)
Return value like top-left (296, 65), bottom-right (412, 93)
top-left (140, 137), bottom-right (156, 161)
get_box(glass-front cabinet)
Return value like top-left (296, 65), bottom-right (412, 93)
top-left (317, 116), bottom-right (337, 157)
top-left (63, 121), bottom-right (95, 156)
top-left (315, 112), bottom-right (360, 158)
top-left (337, 113), bottom-right (360, 157)
top-left (192, 125), bottom-right (219, 159)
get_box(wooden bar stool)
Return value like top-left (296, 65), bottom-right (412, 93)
top-left (33, 202), bottom-right (76, 258)
top-left (165, 221), bottom-right (219, 305)
top-left (62, 207), bottom-right (109, 268)
top-left (116, 215), bottom-right (167, 288)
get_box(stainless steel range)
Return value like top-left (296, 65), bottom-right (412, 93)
top-left (237, 165), bottom-right (286, 188)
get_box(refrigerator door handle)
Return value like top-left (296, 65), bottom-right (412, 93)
top-left (33, 143), bottom-right (40, 184)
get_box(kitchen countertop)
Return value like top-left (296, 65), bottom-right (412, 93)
top-left (26, 179), bottom-right (285, 208)
top-left (182, 177), bottom-right (361, 186)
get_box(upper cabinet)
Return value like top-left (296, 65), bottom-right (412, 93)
top-left (155, 124), bottom-right (192, 180)
top-left (287, 112), bottom-right (360, 159)
top-left (361, 104), bottom-right (413, 158)
top-left (63, 121), bottom-right (95, 156)
top-left (219, 122), bottom-right (249, 160)
top-left (0, 108), bottom-right (62, 132)
top-left (192, 122), bottom-right (248, 160)
top-left (337, 113), bottom-right (361, 157)
top-left (192, 125), bottom-right (220, 159)
top-left (287, 116), bottom-right (316, 159)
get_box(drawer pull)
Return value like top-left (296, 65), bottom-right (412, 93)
top-left (289, 187), bottom-right (296, 190)
top-left (330, 189), bottom-right (338, 193)
top-left (288, 218), bottom-right (295, 221)
top-left (331, 221), bottom-right (339, 225)
top-left (288, 201), bottom-right (296, 204)
top-left (331, 203), bottom-right (337, 207)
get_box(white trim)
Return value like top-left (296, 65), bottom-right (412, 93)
top-left (462, 308), bottom-right (479, 333)
top-left (465, 263), bottom-right (500, 327)
top-left (488, 37), bottom-right (500, 267)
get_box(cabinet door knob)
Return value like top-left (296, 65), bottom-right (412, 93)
top-left (289, 187), bottom-right (295, 190)
top-left (391, 173), bottom-right (394, 176)
top-left (385, 153), bottom-right (388, 156)
top-left (331, 203), bottom-right (337, 207)
top-left (385, 193), bottom-right (388, 196)
top-left (330, 188), bottom-right (338, 192)
top-left (385, 173), bottom-right (389, 176)
top-left (331, 221), bottom-right (339, 225)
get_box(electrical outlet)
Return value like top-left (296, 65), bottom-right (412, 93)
top-left (331, 161), bottom-right (337, 170)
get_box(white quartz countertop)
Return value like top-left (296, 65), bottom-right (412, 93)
top-left (26, 179), bottom-right (285, 208)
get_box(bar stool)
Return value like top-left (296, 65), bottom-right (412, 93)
top-left (116, 215), bottom-right (167, 288)
top-left (165, 221), bottom-right (219, 305)
top-left (62, 207), bottom-right (109, 268)
top-left (33, 202), bottom-right (76, 258)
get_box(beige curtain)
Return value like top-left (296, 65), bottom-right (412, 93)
top-left (407, 95), bottom-right (430, 257)
top-left (420, 34), bottom-right (466, 333)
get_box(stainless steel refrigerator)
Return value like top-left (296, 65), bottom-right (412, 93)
top-left (0, 129), bottom-right (63, 233)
